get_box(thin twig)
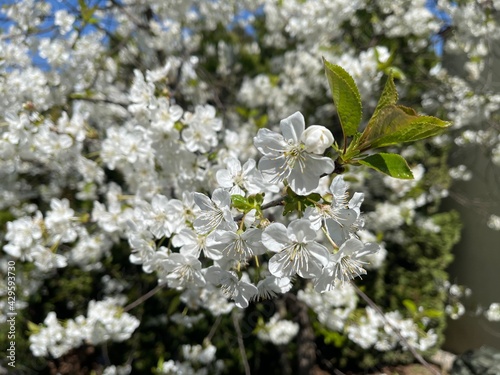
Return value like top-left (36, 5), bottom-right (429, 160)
top-left (69, 95), bottom-right (129, 108)
top-left (123, 282), bottom-right (167, 312)
top-left (206, 315), bottom-right (222, 342)
top-left (350, 282), bottom-right (440, 375)
top-left (232, 311), bottom-right (251, 375)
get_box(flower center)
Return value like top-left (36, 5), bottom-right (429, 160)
top-left (284, 144), bottom-right (306, 173)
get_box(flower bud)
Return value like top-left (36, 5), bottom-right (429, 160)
top-left (300, 125), bottom-right (334, 154)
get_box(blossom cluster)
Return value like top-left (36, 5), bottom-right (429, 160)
top-left (29, 297), bottom-right (140, 358)
top-left (299, 284), bottom-right (438, 351)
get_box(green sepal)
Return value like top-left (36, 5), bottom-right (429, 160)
top-left (231, 194), bottom-right (252, 211)
top-left (323, 59), bottom-right (362, 137)
top-left (247, 194), bottom-right (264, 207)
top-left (283, 187), bottom-right (321, 216)
top-left (357, 153), bottom-right (414, 179)
top-left (231, 193), bottom-right (265, 213)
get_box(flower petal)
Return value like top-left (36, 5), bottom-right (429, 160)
top-left (254, 128), bottom-right (286, 156)
top-left (288, 219), bottom-right (316, 243)
top-left (216, 169), bottom-right (234, 188)
top-left (225, 157), bottom-right (241, 176)
top-left (262, 223), bottom-right (290, 252)
top-left (280, 112), bottom-right (305, 143)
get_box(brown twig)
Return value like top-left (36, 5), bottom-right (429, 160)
top-left (232, 311), bottom-right (251, 375)
top-left (206, 315), bottom-right (222, 342)
top-left (68, 94), bottom-right (129, 108)
top-left (123, 282), bottom-right (167, 312)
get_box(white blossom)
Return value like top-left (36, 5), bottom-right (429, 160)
top-left (257, 314), bottom-right (299, 345)
top-left (193, 189), bottom-right (237, 234)
top-left (262, 219), bottom-right (329, 279)
top-left (204, 266), bottom-right (257, 308)
top-left (254, 112), bottom-right (335, 195)
top-left (485, 302), bottom-right (500, 321)
top-left (315, 238), bottom-right (379, 291)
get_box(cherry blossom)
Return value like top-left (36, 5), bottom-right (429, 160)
top-left (254, 111), bottom-right (335, 195)
top-left (262, 219), bottom-right (329, 278)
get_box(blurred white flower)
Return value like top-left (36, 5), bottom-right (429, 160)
top-left (257, 314), bottom-right (299, 345)
top-left (485, 302), bottom-right (500, 321)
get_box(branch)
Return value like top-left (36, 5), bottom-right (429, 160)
top-left (206, 315), bottom-right (222, 342)
top-left (232, 311), bottom-right (251, 375)
top-left (350, 282), bottom-right (440, 375)
top-left (123, 282), bottom-right (167, 312)
top-left (68, 94), bottom-right (129, 108)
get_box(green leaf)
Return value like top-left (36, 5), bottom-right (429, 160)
top-left (356, 104), bottom-right (451, 150)
top-left (79, 0), bottom-right (97, 23)
top-left (27, 321), bottom-right (41, 334)
top-left (358, 153), bottom-right (414, 179)
top-left (254, 114), bottom-right (268, 128)
top-left (402, 299), bottom-right (417, 314)
top-left (372, 74), bottom-right (398, 118)
top-left (323, 59), bottom-right (362, 137)
top-left (424, 309), bottom-right (444, 318)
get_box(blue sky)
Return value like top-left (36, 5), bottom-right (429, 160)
top-left (1, 0), bottom-right (451, 70)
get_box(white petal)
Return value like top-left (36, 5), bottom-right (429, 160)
top-left (262, 223), bottom-right (289, 252)
top-left (338, 238), bottom-right (364, 258)
top-left (288, 219), bottom-right (316, 243)
top-left (325, 219), bottom-right (350, 246)
top-left (349, 192), bottom-right (364, 211)
top-left (287, 167), bottom-right (320, 195)
top-left (306, 154), bottom-right (335, 176)
top-left (216, 169), bottom-right (234, 188)
top-left (330, 175), bottom-right (347, 199)
top-left (254, 129), bottom-right (286, 156)
top-left (296, 256), bottom-right (323, 279)
top-left (355, 242), bottom-right (380, 258)
top-left (258, 156), bottom-right (287, 179)
top-left (307, 242), bottom-right (330, 267)
top-left (241, 158), bottom-right (257, 176)
top-left (234, 282), bottom-right (258, 308)
top-left (204, 265), bottom-right (224, 285)
top-left (280, 112), bottom-right (304, 143)
top-left (194, 192), bottom-right (214, 211)
top-left (268, 251), bottom-right (293, 277)
top-left (225, 157), bottom-right (242, 176)
top-left (229, 185), bottom-right (246, 197)
top-left (212, 188), bottom-right (231, 208)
